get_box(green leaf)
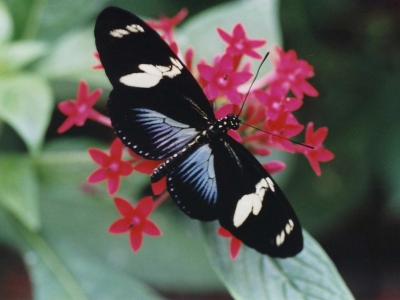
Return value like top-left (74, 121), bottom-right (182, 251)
top-left (0, 1), bottom-right (13, 43)
top-left (0, 208), bottom-right (164, 300)
top-left (178, 0), bottom-right (281, 73)
top-left (0, 155), bottom-right (40, 231)
top-left (0, 41), bottom-right (48, 74)
top-left (36, 28), bottom-right (111, 97)
top-left (0, 74), bottom-right (53, 154)
top-left (203, 223), bottom-right (354, 300)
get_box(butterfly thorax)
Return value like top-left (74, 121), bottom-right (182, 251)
top-left (150, 114), bottom-right (240, 183)
top-left (204, 114), bottom-right (240, 140)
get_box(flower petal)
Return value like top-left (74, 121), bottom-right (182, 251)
top-left (136, 196), bottom-right (154, 218)
top-left (306, 154), bottom-right (322, 176)
top-left (88, 148), bottom-right (109, 165)
top-left (143, 220), bottom-right (162, 236)
top-left (109, 218), bottom-right (131, 234)
top-left (58, 101), bottom-right (75, 115)
top-left (110, 138), bottom-right (124, 159)
top-left (129, 229), bottom-right (143, 252)
top-left (114, 197), bottom-right (135, 217)
top-left (87, 88), bottom-right (103, 106)
top-left (233, 23), bottom-right (245, 38)
top-left (316, 148), bottom-right (335, 162)
top-left (217, 227), bottom-right (232, 238)
top-left (263, 160), bottom-right (286, 174)
top-left (87, 168), bottom-right (107, 183)
top-left (230, 237), bottom-right (242, 260)
top-left (119, 161), bottom-right (134, 176)
top-left (197, 63), bottom-right (215, 81)
top-left (313, 127), bottom-right (328, 146)
top-left (57, 117), bottom-right (76, 134)
top-left (217, 28), bottom-right (232, 44)
top-left (107, 176), bottom-right (120, 195)
top-left (300, 80), bottom-right (318, 97)
top-left (151, 177), bottom-right (167, 195)
top-left (77, 80), bottom-right (89, 102)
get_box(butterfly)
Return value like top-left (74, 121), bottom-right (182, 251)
top-left (95, 6), bottom-right (303, 257)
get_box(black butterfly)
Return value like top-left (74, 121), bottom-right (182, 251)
top-left (95, 6), bottom-right (303, 257)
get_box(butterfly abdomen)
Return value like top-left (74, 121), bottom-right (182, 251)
top-left (151, 136), bottom-right (204, 183)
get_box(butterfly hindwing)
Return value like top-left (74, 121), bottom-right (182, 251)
top-left (167, 144), bottom-right (218, 221)
top-left (95, 7), bottom-right (215, 158)
top-left (215, 136), bottom-right (303, 257)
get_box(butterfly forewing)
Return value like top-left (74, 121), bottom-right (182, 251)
top-left (215, 136), bottom-right (303, 257)
top-left (95, 7), bottom-right (215, 159)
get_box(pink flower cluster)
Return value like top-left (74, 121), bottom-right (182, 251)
top-left (57, 9), bottom-right (334, 258)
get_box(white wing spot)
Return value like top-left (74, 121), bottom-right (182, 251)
top-left (109, 29), bottom-right (129, 38)
top-left (233, 178), bottom-right (269, 227)
top-left (119, 56), bottom-right (184, 88)
top-left (266, 177), bottom-right (275, 192)
top-left (278, 220), bottom-right (295, 247)
top-left (110, 24), bottom-right (144, 38)
top-left (126, 24), bottom-right (144, 33)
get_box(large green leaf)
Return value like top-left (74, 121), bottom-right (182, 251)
top-left (203, 222), bottom-right (354, 300)
top-left (0, 155), bottom-right (40, 231)
top-left (0, 208), bottom-right (164, 300)
top-left (0, 41), bottom-right (48, 74)
top-left (36, 28), bottom-right (111, 99)
top-left (0, 74), bottom-right (53, 154)
top-left (0, 1), bottom-right (13, 43)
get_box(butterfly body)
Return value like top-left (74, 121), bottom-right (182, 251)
top-left (96, 6), bottom-right (303, 257)
top-left (151, 114), bottom-right (240, 183)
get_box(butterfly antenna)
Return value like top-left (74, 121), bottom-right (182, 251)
top-left (238, 52), bottom-right (270, 117)
top-left (241, 122), bottom-right (314, 149)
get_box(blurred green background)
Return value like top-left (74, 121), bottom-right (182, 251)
top-left (0, 0), bottom-right (399, 299)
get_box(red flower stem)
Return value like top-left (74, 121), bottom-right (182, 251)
top-left (153, 191), bottom-right (169, 209)
top-left (88, 110), bottom-right (112, 127)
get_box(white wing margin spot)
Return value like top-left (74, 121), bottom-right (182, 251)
top-left (119, 57), bottom-right (184, 88)
top-left (132, 108), bottom-right (198, 158)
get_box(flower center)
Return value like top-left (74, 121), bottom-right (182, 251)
top-left (235, 41), bottom-right (244, 50)
top-left (132, 216), bottom-right (141, 225)
top-left (217, 74), bottom-right (229, 87)
top-left (108, 161), bottom-right (120, 172)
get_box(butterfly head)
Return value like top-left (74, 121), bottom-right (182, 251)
top-left (226, 114), bottom-right (240, 130)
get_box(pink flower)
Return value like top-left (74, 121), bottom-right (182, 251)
top-left (296, 122), bottom-right (334, 176)
top-left (87, 139), bottom-right (134, 195)
top-left (126, 150), bottom-right (167, 195)
top-left (254, 88), bottom-right (302, 120)
top-left (270, 47), bottom-right (318, 99)
top-left (147, 8), bottom-right (188, 42)
top-left (92, 52), bottom-right (103, 70)
top-left (262, 160), bottom-right (286, 174)
top-left (217, 23), bottom-right (266, 59)
top-left (198, 54), bottom-right (252, 104)
top-left (57, 80), bottom-right (110, 133)
top-left (263, 112), bottom-right (304, 152)
top-left (109, 197), bottom-right (162, 252)
top-left (217, 227), bottom-right (242, 260)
